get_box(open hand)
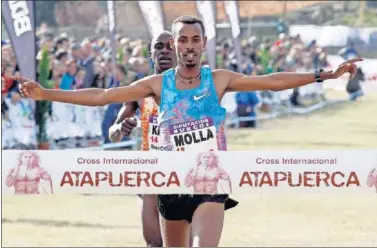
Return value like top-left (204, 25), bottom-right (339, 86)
top-left (12, 76), bottom-right (45, 100)
top-left (331, 58), bottom-right (363, 80)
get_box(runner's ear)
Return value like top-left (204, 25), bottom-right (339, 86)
top-left (169, 37), bottom-right (175, 50)
top-left (202, 36), bottom-right (207, 49)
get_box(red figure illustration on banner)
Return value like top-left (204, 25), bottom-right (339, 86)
top-left (367, 164), bottom-right (377, 193)
top-left (5, 151), bottom-right (53, 194)
top-left (184, 151), bottom-right (232, 194)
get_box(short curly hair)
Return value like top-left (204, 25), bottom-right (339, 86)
top-left (172, 15), bottom-right (205, 37)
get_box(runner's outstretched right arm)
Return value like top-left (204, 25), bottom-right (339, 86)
top-left (220, 58), bottom-right (362, 92)
top-left (14, 75), bottom-right (159, 106)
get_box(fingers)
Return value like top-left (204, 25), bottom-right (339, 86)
top-left (120, 118), bottom-right (137, 136)
top-left (349, 64), bottom-right (357, 79)
top-left (19, 87), bottom-right (25, 97)
top-left (346, 58), bottom-right (363, 63)
top-left (19, 83), bottom-right (30, 97)
top-left (340, 58), bottom-right (363, 67)
top-left (123, 119), bottom-right (137, 128)
top-left (337, 59), bottom-right (361, 79)
top-left (120, 127), bottom-right (131, 136)
top-left (129, 118), bottom-right (138, 127)
top-left (11, 75), bottom-right (30, 83)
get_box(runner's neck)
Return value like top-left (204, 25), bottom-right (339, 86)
top-left (155, 67), bottom-right (169, 75)
top-left (176, 65), bottom-right (201, 79)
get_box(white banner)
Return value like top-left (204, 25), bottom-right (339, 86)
top-left (290, 25), bottom-right (377, 47)
top-left (1, 101), bottom-right (103, 148)
top-left (196, 1), bottom-right (217, 68)
top-left (138, 1), bottom-right (165, 39)
top-left (223, 1), bottom-right (243, 73)
top-left (46, 103), bottom-right (103, 140)
top-left (223, 1), bottom-right (240, 39)
top-left (2, 100), bottom-right (104, 149)
top-left (2, 98), bottom-right (37, 147)
top-left (107, 0), bottom-right (117, 79)
top-left (3, 150), bottom-right (377, 195)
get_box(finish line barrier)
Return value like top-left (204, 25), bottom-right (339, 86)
top-left (2, 150), bottom-right (377, 195)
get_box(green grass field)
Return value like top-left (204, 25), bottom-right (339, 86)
top-left (2, 91), bottom-right (377, 247)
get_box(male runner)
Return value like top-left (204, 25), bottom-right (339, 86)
top-left (108, 30), bottom-right (238, 247)
top-left (17, 15), bottom-right (361, 247)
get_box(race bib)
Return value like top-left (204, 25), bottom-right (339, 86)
top-left (148, 115), bottom-right (163, 151)
top-left (169, 118), bottom-right (218, 151)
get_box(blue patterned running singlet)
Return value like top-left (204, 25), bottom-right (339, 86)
top-left (158, 65), bottom-right (227, 152)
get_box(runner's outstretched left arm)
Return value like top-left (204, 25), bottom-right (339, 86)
top-left (14, 75), bottom-right (159, 106)
top-left (221, 58), bottom-right (362, 92)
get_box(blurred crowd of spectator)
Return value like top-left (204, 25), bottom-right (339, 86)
top-left (2, 24), bottom-right (154, 148)
top-left (219, 33), bottom-right (331, 127)
top-left (2, 23), bottom-right (356, 149)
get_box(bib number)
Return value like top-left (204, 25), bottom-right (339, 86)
top-left (148, 115), bottom-right (162, 150)
top-left (169, 118), bottom-right (218, 151)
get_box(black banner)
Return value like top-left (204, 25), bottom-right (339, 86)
top-left (2, 0), bottom-right (36, 81)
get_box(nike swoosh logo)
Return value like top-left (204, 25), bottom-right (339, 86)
top-left (193, 94), bottom-right (207, 101)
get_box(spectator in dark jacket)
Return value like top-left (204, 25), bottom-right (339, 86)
top-left (80, 39), bottom-right (95, 88)
top-left (347, 67), bottom-right (365, 101)
top-left (235, 91), bottom-right (259, 128)
top-left (101, 64), bottom-right (130, 144)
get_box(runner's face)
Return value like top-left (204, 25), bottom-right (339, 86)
top-left (151, 34), bottom-right (176, 72)
top-left (172, 22), bottom-right (207, 69)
